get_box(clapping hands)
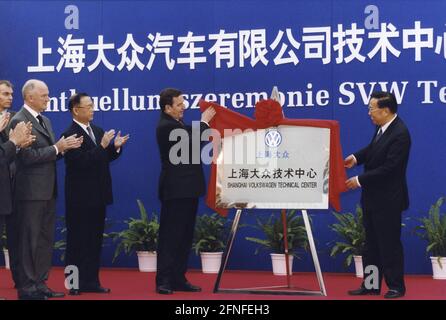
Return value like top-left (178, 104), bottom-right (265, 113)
top-left (100, 129), bottom-right (130, 149)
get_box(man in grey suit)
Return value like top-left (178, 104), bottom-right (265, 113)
top-left (0, 81), bottom-right (35, 300)
top-left (9, 79), bottom-right (83, 300)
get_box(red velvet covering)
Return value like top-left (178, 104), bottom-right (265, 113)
top-left (199, 99), bottom-right (347, 216)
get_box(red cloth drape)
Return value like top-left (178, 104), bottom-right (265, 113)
top-left (199, 99), bottom-right (347, 216)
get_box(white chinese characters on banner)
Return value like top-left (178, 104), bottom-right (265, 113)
top-left (239, 29), bottom-right (269, 67)
top-left (146, 33), bottom-right (175, 70)
top-left (215, 126), bottom-right (330, 209)
top-left (177, 31), bottom-right (207, 69)
top-left (270, 29), bottom-right (300, 65)
top-left (88, 35), bottom-right (115, 72)
top-left (26, 21), bottom-right (446, 73)
top-left (208, 30), bottom-right (238, 68)
top-left (117, 34), bottom-right (145, 71)
top-left (402, 21), bottom-right (433, 62)
top-left (333, 23), bottom-right (366, 64)
top-left (56, 34), bottom-right (85, 73)
top-left (367, 23), bottom-right (400, 63)
top-left (302, 27), bottom-right (331, 64)
top-left (27, 37), bottom-right (55, 72)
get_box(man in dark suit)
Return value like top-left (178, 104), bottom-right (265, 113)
top-left (344, 91), bottom-right (411, 299)
top-left (156, 88), bottom-right (215, 294)
top-left (0, 82), bottom-right (35, 300)
top-left (62, 92), bottom-right (129, 295)
top-left (0, 80), bottom-right (15, 282)
top-left (0, 80), bottom-right (35, 293)
top-left (9, 79), bottom-right (83, 300)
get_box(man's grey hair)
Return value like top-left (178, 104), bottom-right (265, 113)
top-left (22, 79), bottom-right (45, 100)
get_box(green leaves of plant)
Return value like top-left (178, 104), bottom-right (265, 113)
top-left (111, 199), bottom-right (159, 262)
top-left (416, 197), bottom-right (446, 258)
top-left (328, 205), bottom-right (365, 267)
top-left (192, 213), bottom-right (229, 255)
top-left (245, 210), bottom-right (309, 257)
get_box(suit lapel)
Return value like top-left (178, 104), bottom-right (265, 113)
top-left (161, 112), bottom-right (186, 129)
top-left (0, 130), bottom-right (7, 143)
top-left (91, 125), bottom-right (101, 145)
top-left (368, 116), bottom-right (400, 162)
top-left (375, 116), bottom-right (399, 146)
top-left (21, 107), bottom-right (51, 140)
top-left (72, 121), bottom-right (99, 147)
top-left (42, 116), bottom-right (55, 143)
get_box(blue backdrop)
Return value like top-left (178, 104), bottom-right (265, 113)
top-left (1, 0), bottom-right (445, 275)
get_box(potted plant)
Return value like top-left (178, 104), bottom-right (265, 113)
top-left (1, 225), bottom-right (9, 270)
top-left (192, 213), bottom-right (230, 274)
top-left (111, 199), bottom-right (159, 272)
top-left (415, 197), bottom-right (446, 280)
top-left (329, 205), bottom-right (365, 277)
top-left (245, 210), bottom-right (309, 276)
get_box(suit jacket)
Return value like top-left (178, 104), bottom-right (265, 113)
top-left (9, 107), bottom-right (58, 201)
top-left (62, 121), bottom-right (120, 207)
top-left (0, 131), bottom-right (16, 215)
top-left (354, 116), bottom-right (411, 212)
top-left (156, 112), bottom-right (209, 201)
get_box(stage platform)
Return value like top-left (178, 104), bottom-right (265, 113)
top-left (1, 267), bottom-right (445, 300)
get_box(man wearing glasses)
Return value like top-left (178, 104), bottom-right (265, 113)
top-left (344, 91), bottom-right (411, 299)
top-left (62, 92), bottom-right (129, 295)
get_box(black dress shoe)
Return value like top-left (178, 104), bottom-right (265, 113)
top-left (41, 288), bottom-right (65, 298)
top-left (348, 287), bottom-right (380, 296)
top-left (173, 282), bottom-right (202, 292)
top-left (69, 289), bottom-right (81, 296)
top-left (384, 290), bottom-right (405, 299)
top-left (80, 286), bottom-right (111, 293)
top-left (156, 285), bottom-right (173, 295)
top-left (18, 291), bottom-right (48, 300)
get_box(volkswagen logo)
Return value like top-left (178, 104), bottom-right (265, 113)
top-left (265, 129), bottom-right (282, 148)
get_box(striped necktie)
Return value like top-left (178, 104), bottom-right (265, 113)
top-left (86, 126), bottom-right (97, 145)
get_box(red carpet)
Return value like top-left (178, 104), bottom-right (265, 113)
top-left (1, 267), bottom-right (445, 300)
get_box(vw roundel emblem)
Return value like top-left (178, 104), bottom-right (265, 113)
top-left (265, 129), bottom-right (282, 148)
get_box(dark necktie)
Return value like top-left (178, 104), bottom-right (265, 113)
top-left (86, 126), bottom-right (96, 145)
top-left (0, 130), bottom-right (7, 143)
top-left (36, 114), bottom-right (48, 131)
top-left (0, 113), bottom-right (5, 141)
top-left (374, 128), bottom-right (383, 143)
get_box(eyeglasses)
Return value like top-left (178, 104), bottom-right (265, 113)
top-left (75, 106), bottom-right (94, 110)
top-left (368, 106), bottom-right (380, 112)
